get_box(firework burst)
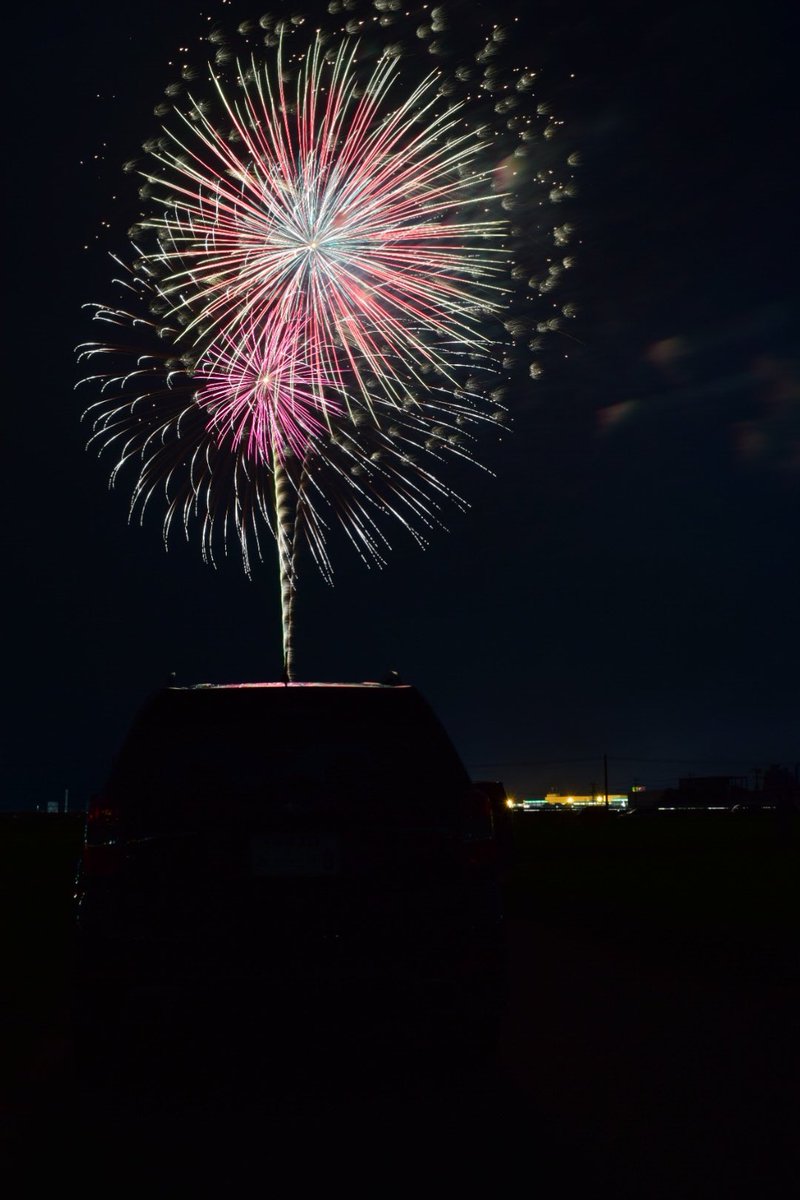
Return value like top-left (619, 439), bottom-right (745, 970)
top-left (148, 35), bottom-right (505, 407)
top-left (79, 2), bottom-right (579, 678)
top-left (196, 316), bottom-right (344, 464)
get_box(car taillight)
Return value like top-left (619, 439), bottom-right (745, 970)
top-left (87, 792), bottom-right (121, 829)
top-left (82, 793), bottom-right (124, 877)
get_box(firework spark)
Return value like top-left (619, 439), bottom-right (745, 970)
top-left (79, 3), bottom-right (578, 678)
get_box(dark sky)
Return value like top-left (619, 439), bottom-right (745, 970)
top-left (4, 0), bottom-right (798, 810)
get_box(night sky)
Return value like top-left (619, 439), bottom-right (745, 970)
top-left (4, 0), bottom-right (797, 811)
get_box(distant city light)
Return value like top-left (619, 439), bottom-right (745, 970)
top-left (518, 793), bottom-right (628, 811)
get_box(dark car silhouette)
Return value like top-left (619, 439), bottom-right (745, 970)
top-left (73, 680), bottom-right (508, 1079)
top-left (474, 779), bottom-right (515, 866)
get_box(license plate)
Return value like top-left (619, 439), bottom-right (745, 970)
top-left (249, 834), bottom-right (341, 877)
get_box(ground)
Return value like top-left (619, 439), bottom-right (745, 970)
top-left (2, 811), bottom-right (796, 1194)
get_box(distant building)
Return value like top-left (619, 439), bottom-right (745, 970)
top-left (625, 787), bottom-right (669, 812)
top-left (628, 775), bottom-right (766, 811)
top-left (546, 792), bottom-right (628, 810)
top-left (520, 792), bottom-right (628, 811)
top-left (761, 764), bottom-right (800, 811)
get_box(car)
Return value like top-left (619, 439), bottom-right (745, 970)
top-left (72, 679), bottom-right (508, 1082)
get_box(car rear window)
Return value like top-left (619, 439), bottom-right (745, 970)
top-left (108, 686), bottom-right (469, 832)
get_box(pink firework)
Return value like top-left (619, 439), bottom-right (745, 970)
top-left (144, 34), bottom-right (504, 411)
top-left (196, 317), bottom-right (344, 465)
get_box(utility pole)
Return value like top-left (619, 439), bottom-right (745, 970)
top-left (604, 754), bottom-right (609, 809)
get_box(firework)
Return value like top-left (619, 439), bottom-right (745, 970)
top-left (79, 2), bottom-right (578, 678)
top-left (196, 316), bottom-right (344, 464)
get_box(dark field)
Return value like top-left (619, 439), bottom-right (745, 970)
top-left (2, 810), bottom-right (797, 1194)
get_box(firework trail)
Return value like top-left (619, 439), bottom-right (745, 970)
top-left (78, 2), bottom-right (579, 678)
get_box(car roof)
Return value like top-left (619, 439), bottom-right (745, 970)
top-left (118, 681), bottom-right (448, 735)
top-left (172, 681), bottom-right (410, 690)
